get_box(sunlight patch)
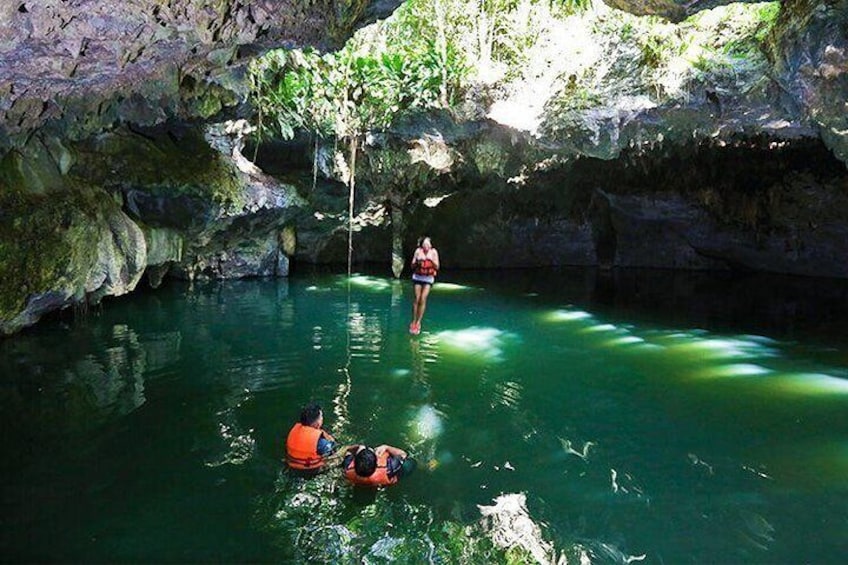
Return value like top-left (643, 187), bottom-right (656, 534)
top-left (603, 335), bottom-right (646, 347)
top-left (546, 309), bottom-right (593, 322)
top-left (581, 323), bottom-right (619, 334)
top-left (409, 404), bottom-right (444, 441)
top-left (774, 373), bottom-right (848, 396)
top-left (306, 285), bottom-right (328, 292)
top-left (424, 193), bottom-right (453, 207)
top-left (665, 337), bottom-right (754, 360)
top-left (434, 327), bottom-right (514, 362)
top-left (346, 275), bottom-right (392, 291)
top-left (694, 363), bottom-right (772, 379)
top-left (433, 282), bottom-right (473, 292)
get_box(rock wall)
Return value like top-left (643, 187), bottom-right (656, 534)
top-left (0, 0), bottom-right (403, 149)
top-left (260, 116), bottom-right (848, 278)
top-left (0, 121), bottom-right (304, 335)
top-left (0, 0), bottom-right (398, 334)
top-left (768, 0), bottom-right (848, 164)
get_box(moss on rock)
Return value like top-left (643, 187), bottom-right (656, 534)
top-left (74, 126), bottom-right (243, 210)
top-left (0, 183), bottom-right (102, 322)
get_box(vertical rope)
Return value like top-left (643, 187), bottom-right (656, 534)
top-left (333, 275), bottom-right (352, 432)
top-left (312, 135), bottom-right (318, 193)
top-left (347, 136), bottom-right (357, 277)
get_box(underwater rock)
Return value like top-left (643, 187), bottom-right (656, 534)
top-left (478, 493), bottom-right (559, 564)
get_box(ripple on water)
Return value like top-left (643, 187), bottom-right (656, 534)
top-left (226, 353), bottom-right (301, 391)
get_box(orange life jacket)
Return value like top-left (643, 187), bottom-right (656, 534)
top-left (414, 256), bottom-right (437, 277)
top-left (344, 450), bottom-right (399, 487)
top-left (285, 423), bottom-right (324, 470)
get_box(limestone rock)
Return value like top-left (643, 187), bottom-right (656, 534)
top-left (0, 0), bottom-right (404, 148)
top-left (769, 0), bottom-right (848, 165)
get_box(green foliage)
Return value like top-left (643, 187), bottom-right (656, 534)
top-left (248, 9), bottom-right (469, 142)
top-left (552, 0), bottom-right (591, 14)
top-left (639, 33), bottom-right (671, 69)
top-left (248, 0), bottom-right (596, 141)
top-left (755, 2), bottom-right (781, 26)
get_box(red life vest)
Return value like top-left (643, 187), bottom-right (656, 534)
top-left (285, 423), bottom-right (324, 470)
top-left (414, 256), bottom-right (438, 277)
top-left (344, 450), bottom-right (399, 487)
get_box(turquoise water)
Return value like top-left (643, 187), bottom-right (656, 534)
top-left (2, 268), bottom-right (848, 562)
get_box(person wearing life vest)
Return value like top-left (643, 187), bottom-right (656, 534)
top-left (285, 402), bottom-right (338, 472)
top-left (342, 444), bottom-right (413, 487)
top-left (409, 236), bottom-right (440, 335)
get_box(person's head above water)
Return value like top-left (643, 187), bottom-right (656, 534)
top-left (299, 401), bottom-right (323, 428)
top-left (354, 447), bottom-right (378, 477)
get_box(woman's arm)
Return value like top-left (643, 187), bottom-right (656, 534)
top-left (431, 249), bottom-right (440, 271)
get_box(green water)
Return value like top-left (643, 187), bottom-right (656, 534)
top-left (2, 269), bottom-right (848, 563)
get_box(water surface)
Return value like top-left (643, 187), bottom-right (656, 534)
top-left (2, 268), bottom-right (848, 563)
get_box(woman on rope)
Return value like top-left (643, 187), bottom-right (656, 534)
top-left (409, 236), bottom-right (440, 335)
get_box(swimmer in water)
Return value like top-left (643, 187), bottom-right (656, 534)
top-left (409, 236), bottom-right (440, 335)
top-left (284, 402), bottom-right (339, 473)
top-left (342, 444), bottom-right (416, 486)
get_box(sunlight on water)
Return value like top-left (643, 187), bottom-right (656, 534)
top-left (432, 282), bottom-right (473, 292)
top-left (662, 336), bottom-right (769, 360)
top-left (581, 323), bottom-right (619, 334)
top-left (544, 308), bottom-right (593, 322)
top-left (602, 335), bottom-right (646, 347)
top-left (693, 363), bottom-right (773, 379)
top-left (772, 373), bottom-right (848, 396)
top-left (409, 404), bottom-right (444, 441)
top-left (305, 285), bottom-right (331, 292)
top-left (5, 273), bottom-right (848, 563)
top-left (345, 274), bottom-right (393, 291)
top-left (433, 327), bottom-right (513, 362)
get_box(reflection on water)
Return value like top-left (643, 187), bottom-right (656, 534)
top-left (2, 269), bottom-right (848, 562)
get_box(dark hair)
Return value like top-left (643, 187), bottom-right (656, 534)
top-left (354, 447), bottom-right (377, 477)
top-left (418, 236), bottom-right (431, 248)
top-left (299, 402), bottom-right (322, 426)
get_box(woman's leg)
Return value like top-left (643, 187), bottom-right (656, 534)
top-left (412, 283), bottom-right (423, 325)
top-left (415, 284), bottom-right (432, 324)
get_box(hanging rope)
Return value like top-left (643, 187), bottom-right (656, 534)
top-left (312, 135), bottom-right (319, 194)
top-left (333, 274), bottom-right (353, 432)
top-left (347, 136), bottom-right (357, 277)
top-left (338, 134), bottom-right (357, 427)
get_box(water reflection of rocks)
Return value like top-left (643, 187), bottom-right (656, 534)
top-left (0, 322), bottom-right (182, 436)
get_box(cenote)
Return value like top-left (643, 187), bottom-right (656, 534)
top-left (2, 268), bottom-right (848, 563)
